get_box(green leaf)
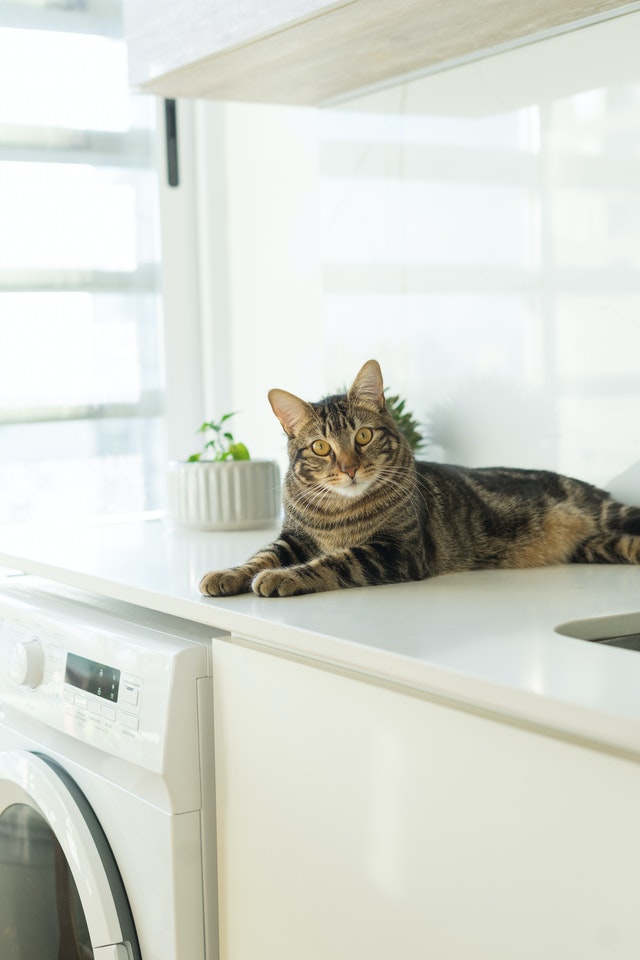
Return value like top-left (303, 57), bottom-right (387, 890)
top-left (191, 411), bottom-right (248, 461)
top-left (384, 390), bottom-right (424, 453)
top-left (229, 442), bottom-right (250, 461)
top-left (187, 453), bottom-right (201, 462)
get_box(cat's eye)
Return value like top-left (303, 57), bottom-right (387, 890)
top-left (311, 439), bottom-right (331, 456)
top-left (355, 427), bottom-right (373, 446)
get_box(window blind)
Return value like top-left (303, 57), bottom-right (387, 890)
top-left (0, 0), bottom-right (165, 523)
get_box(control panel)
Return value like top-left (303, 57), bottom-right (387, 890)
top-left (2, 612), bottom-right (149, 752)
top-left (62, 650), bottom-right (143, 733)
top-left (0, 578), bottom-right (221, 777)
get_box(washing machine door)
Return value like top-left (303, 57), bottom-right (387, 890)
top-left (0, 750), bottom-right (141, 960)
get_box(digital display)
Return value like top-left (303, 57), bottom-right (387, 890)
top-left (65, 653), bottom-right (120, 702)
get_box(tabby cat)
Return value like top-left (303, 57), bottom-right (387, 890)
top-left (199, 359), bottom-right (640, 598)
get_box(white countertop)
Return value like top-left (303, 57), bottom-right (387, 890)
top-left (1, 518), bottom-right (640, 757)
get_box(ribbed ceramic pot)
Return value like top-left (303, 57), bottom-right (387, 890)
top-left (166, 459), bottom-right (281, 530)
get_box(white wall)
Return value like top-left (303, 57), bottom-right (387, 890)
top-left (223, 103), bottom-right (323, 467)
top-left (208, 11), bottom-right (640, 501)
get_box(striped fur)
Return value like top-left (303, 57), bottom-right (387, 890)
top-left (199, 360), bottom-right (640, 598)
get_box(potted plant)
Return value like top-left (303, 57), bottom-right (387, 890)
top-left (166, 413), bottom-right (280, 530)
top-left (384, 389), bottom-right (424, 454)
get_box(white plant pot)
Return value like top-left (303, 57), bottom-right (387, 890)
top-left (166, 459), bottom-right (281, 530)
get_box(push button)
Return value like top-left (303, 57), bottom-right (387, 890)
top-left (121, 683), bottom-right (139, 707)
top-left (120, 674), bottom-right (142, 708)
top-left (119, 712), bottom-right (139, 731)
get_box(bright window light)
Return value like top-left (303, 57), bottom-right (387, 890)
top-left (0, 3), bottom-right (165, 525)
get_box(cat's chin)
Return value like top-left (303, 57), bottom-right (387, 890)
top-left (332, 479), bottom-right (373, 499)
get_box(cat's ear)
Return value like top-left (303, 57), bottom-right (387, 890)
top-left (348, 359), bottom-right (385, 411)
top-left (268, 388), bottom-right (314, 436)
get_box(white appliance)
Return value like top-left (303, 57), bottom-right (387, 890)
top-left (0, 575), bottom-right (222, 960)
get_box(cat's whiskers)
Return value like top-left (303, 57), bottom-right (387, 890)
top-left (288, 479), bottom-right (336, 514)
top-left (372, 464), bottom-right (431, 525)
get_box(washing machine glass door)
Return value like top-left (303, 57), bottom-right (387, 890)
top-left (0, 750), bottom-right (141, 960)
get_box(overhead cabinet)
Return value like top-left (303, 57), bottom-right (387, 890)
top-left (123, 0), bottom-right (630, 105)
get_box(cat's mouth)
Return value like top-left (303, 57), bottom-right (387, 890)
top-left (332, 476), bottom-right (373, 498)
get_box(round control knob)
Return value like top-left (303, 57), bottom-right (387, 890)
top-left (11, 638), bottom-right (45, 689)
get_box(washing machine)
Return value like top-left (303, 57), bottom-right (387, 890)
top-left (0, 574), bottom-right (223, 960)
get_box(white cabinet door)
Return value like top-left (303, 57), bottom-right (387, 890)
top-left (213, 639), bottom-right (640, 960)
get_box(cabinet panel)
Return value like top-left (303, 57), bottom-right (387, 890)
top-left (124, 0), bottom-right (630, 104)
top-left (212, 639), bottom-right (640, 959)
top-left (123, 0), bottom-right (336, 93)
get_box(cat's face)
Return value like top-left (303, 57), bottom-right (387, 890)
top-left (288, 399), bottom-right (392, 499)
top-left (269, 360), bottom-right (411, 501)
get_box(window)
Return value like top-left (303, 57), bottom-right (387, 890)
top-left (0, 0), bottom-right (165, 524)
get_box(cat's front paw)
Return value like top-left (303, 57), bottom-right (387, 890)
top-left (252, 568), bottom-right (308, 597)
top-left (199, 568), bottom-right (252, 597)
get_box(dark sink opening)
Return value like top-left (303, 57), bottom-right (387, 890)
top-left (590, 633), bottom-right (640, 651)
top-left (555, 613), bottom-right (640, 650)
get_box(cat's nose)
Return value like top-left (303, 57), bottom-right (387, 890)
top-left (339, 460), bottom-right (358, 479)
